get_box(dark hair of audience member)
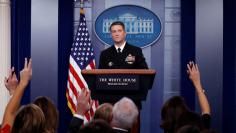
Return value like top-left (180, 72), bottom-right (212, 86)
top-left (93, 103), bottom-right (113, 124)
top-left (175, 111), bottom-right (204, 132)
top-left (11, 104), bottom-right (46, 133)
top-left (177, 125), bottom-right (201, 133)
top-left (160, 96), bottom-right (190, 133)
top-left (33, 96), bottom-right (59, 133)
top-left (200, 129), bottom-right (219, 133)
top-left (78, 119), bottom-right (115, 133)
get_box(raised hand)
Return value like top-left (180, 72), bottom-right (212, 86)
top-left (1, 58), bottom-right (33, 129)
top-left (187, 61), bottom-right (210, 114)
top-left (187, 61), bottom-right (201, 87)
top-left (76, 89), bottom-right (92, 115)
top-left (19, 58), bottom-right (32, 87)
top-left (4, 67), bottom-right (19, 95)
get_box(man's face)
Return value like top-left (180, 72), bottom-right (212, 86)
top-left (110, 25), bottom-right (126, 45)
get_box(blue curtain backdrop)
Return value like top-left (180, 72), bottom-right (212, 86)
top-left (58, 0), bottom-right (74, 132)
top-left (10, 0), bottom-right (236, 132)
top-left (180, 0), bottom-right (196, 110)
top-left (223, 0), bottom-right (236, 132)
top-left (11, 0), bottom-right (31, 105)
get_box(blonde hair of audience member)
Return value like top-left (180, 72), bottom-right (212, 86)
top-left (34, 96), bottom-right (59, 133)
top-left (11, 104), bottom-right (46, 133)
top-left (93, 103), bottom-right (113, 124)
top-left (111, 97), bottom-right (138, 130)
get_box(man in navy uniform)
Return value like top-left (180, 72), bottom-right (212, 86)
top-left (98, 21), bottom-right (148, 69)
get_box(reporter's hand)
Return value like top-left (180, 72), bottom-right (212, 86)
top-left (4, 67), bottom-right (19, 95)
top-left (19, 58), bottom-right (32, 87)
top-left (187, 61), bottom-right (201, 86)
top-left (76, 89), bottom-right (92, 115)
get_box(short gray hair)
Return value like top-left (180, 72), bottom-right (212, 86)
top-left (112, 97), bottom-right (138, 129)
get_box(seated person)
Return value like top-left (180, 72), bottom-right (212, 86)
top-left (78, 119), bottom-right (115, 133)
top-left (177, 125), bottom-right (201, 133)
top-left (93, 103), bottom-right (113, 124)
top-left (160, 61), bottom-right (211, 133)
top-left (68, 89), bottom-right (92, 133)
top-left (111, 97), bottom-right (139, 133)
top-left (33, 96), bottom-right (59, 133)
top-left (11, 104), bottom-right (46, 133)
top-left (175, 111), bottom-right (204, 132)
top-left (1, 58), bottom-right (32, 133)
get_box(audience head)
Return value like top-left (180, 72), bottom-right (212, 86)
top-left (175, 111), bottom-right (204, 132)
top-left (200, 129), bottom-right (219, 133)
top-left (33, 96), bottom-right (59, 133)
top-left (93, 103), bottom-right (113, 124)
top-left (11, 104), bottom-right (46, 133)
top-left (160, 96), bottom-right (190, 133)
top-left (111, 97), bottom-right (138, 130)
top-left (177, 125), bottom-right (201, 133)
top-left (78, 119), bottom-right (115, 133)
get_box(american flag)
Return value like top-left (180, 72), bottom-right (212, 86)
top-left (66, 8), bottom-right (99, 123)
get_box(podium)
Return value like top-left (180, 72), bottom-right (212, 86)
top-left (81, 69), bottom-right (156, 104)
top-left (82, 69), bottom-right (155, 133)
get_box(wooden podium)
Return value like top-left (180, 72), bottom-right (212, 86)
top-left (81, 69), bottom-right (156, 133)
top-left (81, 69), bottom-right (156, 104)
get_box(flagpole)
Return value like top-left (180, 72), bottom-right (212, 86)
top-left (80, 0), bottom-right (84, 8)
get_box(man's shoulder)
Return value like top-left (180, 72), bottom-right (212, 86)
top-left (126, 43), bottom-right (141, 49)
top-left (125, 43), bottom-right (142, 51)
top-left (101, 45), bottom-right (115, 53)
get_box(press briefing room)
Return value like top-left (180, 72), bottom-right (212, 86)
top-left (0, 0), bottom-right (235, 133)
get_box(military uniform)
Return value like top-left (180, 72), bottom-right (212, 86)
top-left (98, 43), bottom-right (148, 69)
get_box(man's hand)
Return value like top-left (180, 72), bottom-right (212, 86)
top-left (76, 89), bottom-right (92, 116)
top-left (19, 58), bottom-right (32, 87)
top-left (4, 67), bottom-right (19, 95)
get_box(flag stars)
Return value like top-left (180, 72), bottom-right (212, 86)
top-left (71, 13), bottom-right (95, 69)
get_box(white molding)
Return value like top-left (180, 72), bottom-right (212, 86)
top-left (0, 0), bottom-right (11, 124)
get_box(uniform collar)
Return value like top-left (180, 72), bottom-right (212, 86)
top-left (114, 41), bottom-right (126, 53)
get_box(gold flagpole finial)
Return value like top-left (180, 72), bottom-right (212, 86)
top-left (80, 0), bottom-right (84, 8)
